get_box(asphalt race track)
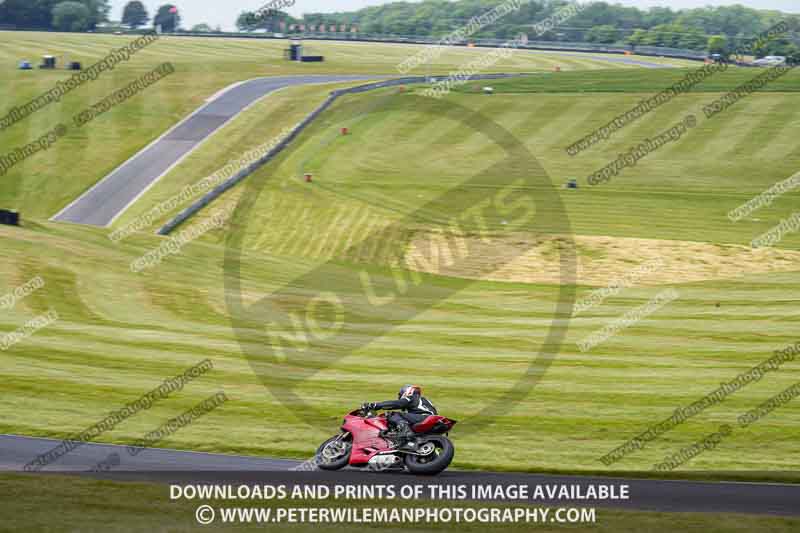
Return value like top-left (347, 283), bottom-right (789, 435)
top-left (50, 74), bottom-right (383, 227)
top-left (2, 435), bottom-right (798, 516)
top-left (525, 49), bottom-right (675, 68)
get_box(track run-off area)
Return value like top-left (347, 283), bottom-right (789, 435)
top-left (2, 434), bottom-right (799, 517)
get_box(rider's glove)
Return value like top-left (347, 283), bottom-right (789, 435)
top-left (364, 402), bottom-right (378, 411)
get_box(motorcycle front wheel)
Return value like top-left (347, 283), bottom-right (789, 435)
top-left (404, 436), bottom-right (454, 475)
top-left (315, 434), bottom-right (352, 471)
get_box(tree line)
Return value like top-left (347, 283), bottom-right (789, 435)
top-left (2, 0), bottom-right (798, 61)
top-left (0, 0), bottom-right (109, 31)
top-left (237, 0), bottom-right (800, 58)
top-left (0, 1), bottom-right (185, 33)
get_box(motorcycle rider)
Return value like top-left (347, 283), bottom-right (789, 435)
top-left (365, 385), bottom-right (438, 449)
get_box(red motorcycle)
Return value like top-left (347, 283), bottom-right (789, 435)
top-left (316, 405), bottom-right (457, 475)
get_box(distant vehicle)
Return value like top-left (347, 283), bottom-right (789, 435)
top-left (752, 55), bottom-right (786, 67)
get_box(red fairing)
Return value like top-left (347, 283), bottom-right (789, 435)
top-left (342, 410), bottom-right (392, 465)
top-left (341, 410), bottom-right (457, 465)
top-left (411, 415), bottom-right (456, 434)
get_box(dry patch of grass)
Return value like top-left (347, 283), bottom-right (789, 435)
top-left (404, 233), bottom-right (800, 286)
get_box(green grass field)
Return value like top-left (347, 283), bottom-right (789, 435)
top-left (1, 31), bottom-right (799, 479)
top-left (0, 31), bottom-right (693, 219)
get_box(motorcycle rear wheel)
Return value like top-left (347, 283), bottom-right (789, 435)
top-left (316, 434), bottom-right (352, 471)
top-left (404, 436), bottom-right (454, 475)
